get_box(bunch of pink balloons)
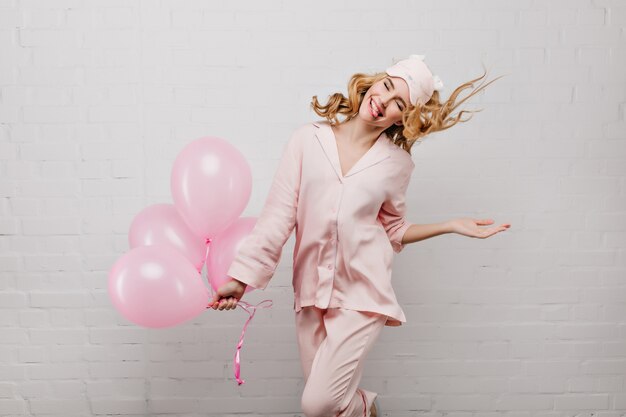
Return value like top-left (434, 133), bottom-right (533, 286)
top-left (108, 136), bottom-right (259, 329)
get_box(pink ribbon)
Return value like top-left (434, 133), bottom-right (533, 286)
top-left (231, 299), bottom-right (273, 385)
top-left (203, 237), bottom-right (273, 385)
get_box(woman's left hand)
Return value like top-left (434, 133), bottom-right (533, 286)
top-left (446, 218), bottom-right (511, 239)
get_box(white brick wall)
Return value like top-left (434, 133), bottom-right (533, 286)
top-left (1, 0), bottom-right (625, 416)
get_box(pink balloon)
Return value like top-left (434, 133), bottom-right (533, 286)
top-left (128, 203), bottom-right (208, 272)
top-left (171, 136), bottom-right (252, 240)
top-left (108, 245), bottom-right (209, 328)
top-left (206, 216), bottom-right (259, 295)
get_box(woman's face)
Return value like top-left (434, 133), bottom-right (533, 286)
top-left (359, 75), bottom-right (411, 128)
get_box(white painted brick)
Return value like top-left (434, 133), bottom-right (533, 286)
top-left (31, 46), bottom-right (91, 67)
top-left (494, 394), bottom-right (556, 410)
top-left (0, 9), bottom-right (20, 30)
top-left (0, 399), bottom-right (27, 414)
top-left (0, 382), bottom-right (16, 398)
top-left (90, 398), bottom-right (147, 414)
top-left (201, 10), bottom-right (236, 30)
top-left (97, 8), bottom-right (134, 29)
top-left (0, 307), bottom-right (18, 325)
top-left (19, 0), bottom-right (82, 8)
top-left (18, 29), bottom-right (81, 48)
top-left (49, 308), bottom-right (85, 326)
top-left (18, 308), bottom-right (47, 326)
top-left (502, 28), bottom-right (561, 47)
top-left (15, 380), bottom-right (45, 399)
top-left (139, 6), bottom-right (171, 28)
top-left (82, 29), bottom-right (138, 49)
top-left (609, 6), bottom-right (626, 24)
top-left (587, 213), bottom-right (626, 230)
top-left (28, 329), bottom-right (87, 348)
top-left (0, 217), bottom-right (17, 234)
top-left (83, 344), bottom-right (144, 362)
top-left (22, 105), bottom-right (83, 123)
top-left (29, 398), bottom-right (90, 414)
top-left (18, 346), bottom-right (46, 363)
top-left (524, 9), bottom-right (551, 27)
top-left (71, 85), bottom-right (107, 105)
top-left (22, 9), bottom-right (62, 28)
top-left (0, 103), bottom-right (19, 123)
top-left (89, 328), bottom-right (148, 345)
top-left (85, 378), bottom-right (145, 397)
top-left (87, 106), bottom-right (140, 122)
top-left (146, 397), bottom-right (196, 414)
top-left (605, 120), bottom-right (626, 139)
top-left (107, 85), bottom-right (137, 105)
top-left (172, 10), bottom-right (202, 28)
top-left (19, 143), bottom-right (78, 161)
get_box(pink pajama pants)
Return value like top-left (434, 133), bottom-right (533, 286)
top-left (295, 306), bottom-right (387, 417)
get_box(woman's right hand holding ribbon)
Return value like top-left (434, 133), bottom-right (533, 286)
top-left (208, 277), bottom-right (247, 310)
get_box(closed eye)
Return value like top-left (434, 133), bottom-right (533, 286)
top-left (384, 79), bottom-right (405, 111)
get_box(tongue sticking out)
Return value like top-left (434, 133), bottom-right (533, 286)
top-left (371, 98), bottom-right (381, 118)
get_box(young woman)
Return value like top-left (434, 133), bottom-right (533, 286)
top-left (209, 55), bottom-right (510, 417)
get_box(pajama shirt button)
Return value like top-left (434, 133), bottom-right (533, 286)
top-left (327, 264), bottom-right (332, 269)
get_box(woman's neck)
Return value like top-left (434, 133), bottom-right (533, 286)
top-left (333, 118), bottom-right (386, 149)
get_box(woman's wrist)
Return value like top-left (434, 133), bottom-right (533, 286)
top-left (442, 220), bottom-right (455, 234)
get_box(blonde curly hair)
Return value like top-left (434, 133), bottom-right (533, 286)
top-left (310, 65), bottom-right (506, 155)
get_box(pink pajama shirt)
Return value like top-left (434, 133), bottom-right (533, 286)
top-left (227, 119), bottom-right (415, 327)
